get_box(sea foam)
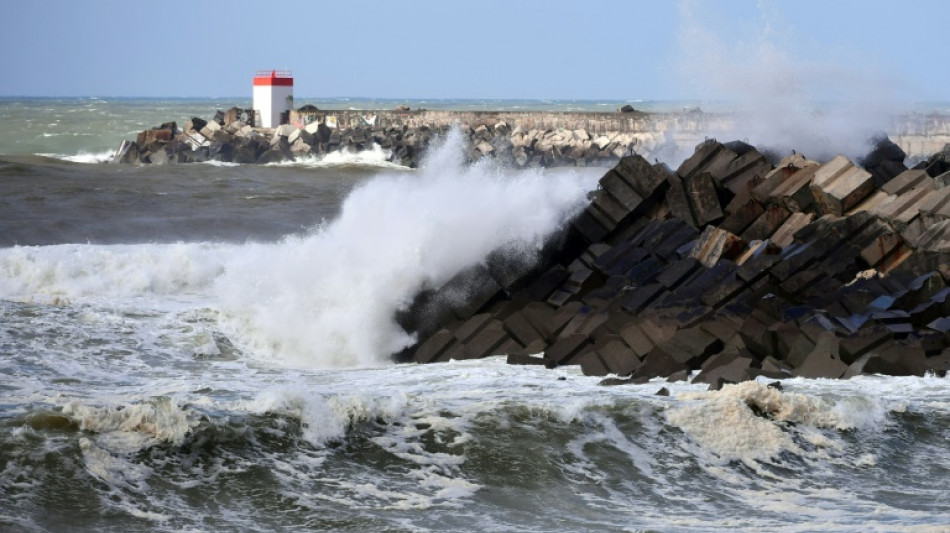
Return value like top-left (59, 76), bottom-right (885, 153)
top-left (213, 128), bottom-right (597, 367)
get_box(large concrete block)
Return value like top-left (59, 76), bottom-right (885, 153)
top-left (633, 348), bottom-right (689, 379)
top-left (685, 172), bottom-right (727, 226)
top-left (811, 155), bottom-right (874, 215)
top-left (613, 154), bottom-right (669, 198)
top-left (595, 338), bottom-right (641, 376)
top-left (881, 169), bottom-right (933, 196)
top-left (545, 333), bottom-right (592, 365)
top-left (740, 204), bottom-right (791, 242)
top-left (845, 343), bottom-right (928, 377)
top-left (720, 199), bottom-right (765, 235)
top-left (759, 164), bottom-right (819, 211)
top-left (414, 329), bottom-right (458, 363)
top-left (461, 320), bottom-right (511, 359)
top-left (502, 311), bottom-right (546, 347)
top-left (600, 169), bottom-right (645, 211)
top-left (688, 226), bottom-right (744, 267)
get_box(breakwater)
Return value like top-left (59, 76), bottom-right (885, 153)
top-left (396, 137), bottom-right (950, 386)
top-left (114, 108), bottom-right (950, 167)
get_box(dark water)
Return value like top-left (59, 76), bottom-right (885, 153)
top-left (0, 155), bottom-right (380, 246)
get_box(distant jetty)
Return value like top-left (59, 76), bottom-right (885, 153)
top-left (113, 106), bottom-right (950, 168)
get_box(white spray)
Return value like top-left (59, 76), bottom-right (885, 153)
top-left (214, 128), bottom-right (598, 367)
top-left (673, 0), bottom-right (908, 161)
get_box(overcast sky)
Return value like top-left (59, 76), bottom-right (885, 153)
top-left (0, 0), bottom-right (944, 102)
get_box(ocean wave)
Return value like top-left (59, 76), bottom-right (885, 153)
top-left (264, 144), bottom-right (404, 170)
top-left (0, 242), bottom-right (229, 304)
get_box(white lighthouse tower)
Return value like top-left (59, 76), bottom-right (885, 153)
top-left (252, 70), bottom-right (293, 128)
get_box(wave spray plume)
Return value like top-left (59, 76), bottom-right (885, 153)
top-left (215, 128), bottom-right (598, 367)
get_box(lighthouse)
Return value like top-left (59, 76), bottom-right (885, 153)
top-left (252, 70), bottom-right (293, 128)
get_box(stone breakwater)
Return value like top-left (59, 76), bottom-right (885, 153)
top-left (113, 108), bottom-right (711, 168)
top-left (396, 137), bottom-right (950, 388)
top-left (113, 108), bottom-right (950, 168)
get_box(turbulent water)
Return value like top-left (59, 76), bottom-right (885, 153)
top-left (2, 98), bottom-right (950, 532)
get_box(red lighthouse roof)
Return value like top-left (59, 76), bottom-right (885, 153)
top-left (253, 70), bottom-right (293, 86)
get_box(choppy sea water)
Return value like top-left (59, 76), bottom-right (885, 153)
top-left (1, 98), bottom-right (949, 532)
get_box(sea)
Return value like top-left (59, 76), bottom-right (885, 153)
top-left (1, 97), bottom-right (949, 533)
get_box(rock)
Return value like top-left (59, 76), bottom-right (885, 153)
top-left (620, 104), bottom-right (637, 113)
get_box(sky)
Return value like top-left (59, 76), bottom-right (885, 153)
top-left (0, 0), bottom-right (945, 102)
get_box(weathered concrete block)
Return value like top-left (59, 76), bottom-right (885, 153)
top-left (506, 353), bottom-right (548, 366)
top-left (685, 172), bottom-right (727, 226)
top-left (619, 321), bottom-right (655, 357)
top-left (759, 164), bottom-right (819, 211)
top-left (770, 212), bottom-right (816, 248)
top-left (461, 320), bottom-right (511, 359)
top-left (793, 332), bottom-right (847, 379)
top-left (688, 226), bottom-right (744, 267)
top-left (720, 199), bottom-right (765, 235)
top-left (655, 257), bottom-right (702, 289)
top-left (693, 352), bottom-right (753, 385)
top-left (577, 351), bottom-right (610, 376)
top-left (620, 283), bottom-right (666, 313)
top-left (740, 204), bottom-right (791, 242)
top-left (600, 169), bottom-right (645, 211)
top-left (845, 343), bottom-right (928, 377)
top-left (881, 169), bottom-right (933, 196)
top-left (811, 155), bottom-right (874, 215)
top-left (595, 338), bottom-right (641, 376)
top-left (545, 333), bottom-right (592, 365)
top-left (614, 154), bottom-right (669, 198)
top-left (414, 329), bottom-right (458, 363)
top-left (633, 348), bottom-right (689, 379)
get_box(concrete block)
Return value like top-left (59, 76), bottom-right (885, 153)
top-left (414, 329), bottom-right (458, 363)
top-left (720, 200), bottom-right (765, 235)
top-left (614, 154), bottom-right (669, 198)
top-left (506, 353), bottom-right (548, 366)
top-left (810, 155), bottom-right (874, 215)
top-left (545, 333), bottom-right (592, 365)
top-left (676, 140), bottom-right (724, 179)
top-left (793, 338), bottom-right (848, 379)
top-left (656, 257), bottom-right (702, 289)
top-left (453, 313), bottom-right (494, 344)
top-left (688, 226), bottom-right (744, 267)
top-left (762, 164), bottom-right (819, 210)
top-left (595, 339), bottom-right (641, 376)
top-left (620, 283), bottom-right (666, 313)
top-left (845, 343), bottom-right (928, 377)
top-left (666, 175), bottom-right (694, 226)
top-left (769, 212), bottom-right (816, 248)
top-left (703, 147), bottom-right (772, 196)
top-left (619, 321), bottom-right (656, 357)
top-left (740, 204), bottom-right (791, 242)
top-left (502, 311), bottom-right (546, 347)
top-left (600, 169), bottom-right (645, 211)
top-left (462, 321), bottom-right (511, 359)
top-left (754, 154), bottom-right (818, 199)
top-left (685, 172), bottom-right (726, 226)
top-left (633, 348), bottom-right (689, 379)
top-left (571, 210), bottom-right (611, 244)
top-left (577, 351), bottom-right (610, 376)
top-left (881, 169), bottom-right (934, 195)
top-left (693, 353), bottom-right (753, 385)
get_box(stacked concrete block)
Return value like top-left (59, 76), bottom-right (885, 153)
top-left (400, 138), bottom-right (950, 386)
